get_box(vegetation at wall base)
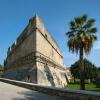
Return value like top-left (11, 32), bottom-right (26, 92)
top-left (70, 59), bottom-right (99, 83)
top-left (65, 79), bottom-right (100, 92)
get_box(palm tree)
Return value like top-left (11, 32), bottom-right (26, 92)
top-left (66, 15), bottom-right (97, 90)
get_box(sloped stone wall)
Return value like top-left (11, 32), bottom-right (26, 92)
top-left (3, 63), bottom-right (37, 83)
top-left (37, 61), bottom-right (68, 87)
top-left (0, 78), bottom-right (100, 100)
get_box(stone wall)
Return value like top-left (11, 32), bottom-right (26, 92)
top-left (5, 31), bottom-right (36, 69)
top-left (36, 16), bottom-right (63, 66)
top-left (0, 78), bottom-right (100, 100)
top-left (0, 70), bottom-right (3, 78)
top-left (3, 63), bottom-right (37, 83)
top-left (36, 29), bottom-right (63, 66)
top-left (4, 15), bottom-right (71, 87)
top-left (37, 61), bottom-right (68, 87)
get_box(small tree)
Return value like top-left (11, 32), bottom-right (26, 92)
top-left (94, 67), bottom-right (100, 87)
top-left (70, 59), bottom-right (97, 83)
top-left (70, 61), bottom-right (80, 83)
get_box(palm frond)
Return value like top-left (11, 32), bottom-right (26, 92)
top-left (74, 17), bottom-right (81, 25)
top-left (70, 21), bottom-right (75, 27)
top-left (88, 28), bottom-right (97, 33)
top-left (81, 14), bottom-right (87, 22)
top-left (66, 31), bottom-right (75, 38)
top-left (67, 37), bottom-right (80, 54)
top-left (66, 15), bottom-right (97, 55)
top-left (85, 19), bottom-right (95, 28)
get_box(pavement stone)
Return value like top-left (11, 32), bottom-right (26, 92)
top-left (0, 81), bottom-right (67, 100)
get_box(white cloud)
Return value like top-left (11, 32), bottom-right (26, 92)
top-left (93, 41), bottom-right (100, 50)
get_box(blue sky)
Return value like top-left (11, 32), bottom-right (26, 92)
top-left (0, 0), bottom-right (100, 67)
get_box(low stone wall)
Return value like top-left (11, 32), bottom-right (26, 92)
top-left (0, 78), bottom-right (100, 100)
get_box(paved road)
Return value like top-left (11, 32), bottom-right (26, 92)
top-left (0, 81), bottom-right (66, 100)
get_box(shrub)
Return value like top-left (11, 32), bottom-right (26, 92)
top-left (94, 76), bottom-right (100, 88)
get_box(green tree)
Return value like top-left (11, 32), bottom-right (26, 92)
top-left (66, 15), bottom-right (97, 90)
top-left (70, 61), bottom-right (79, 83)
top-left (70, 59), bottom-right (97, 83)
top-left (94, 67), bottom-right (100, 87)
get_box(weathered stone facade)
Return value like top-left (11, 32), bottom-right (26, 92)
top-left (0, 69), bottom-right (3, 78)
top-left (4, 15), bottom-right (70, 87)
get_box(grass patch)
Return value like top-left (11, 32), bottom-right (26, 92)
top-left (65, 79), bottom-right (100, 92)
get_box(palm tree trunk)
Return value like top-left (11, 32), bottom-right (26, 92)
top-left (79, 47), bottom-right (85, 90)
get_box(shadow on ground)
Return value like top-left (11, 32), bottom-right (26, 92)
top-left (12, 90), bottom-right (69, 100)
top-left (89, 89), bottom-right (100, 92)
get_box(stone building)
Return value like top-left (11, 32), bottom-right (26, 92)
top-left (4, 15), bottom-right (70, 87)
top-left (0, 69), bottom-right (3, 78)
